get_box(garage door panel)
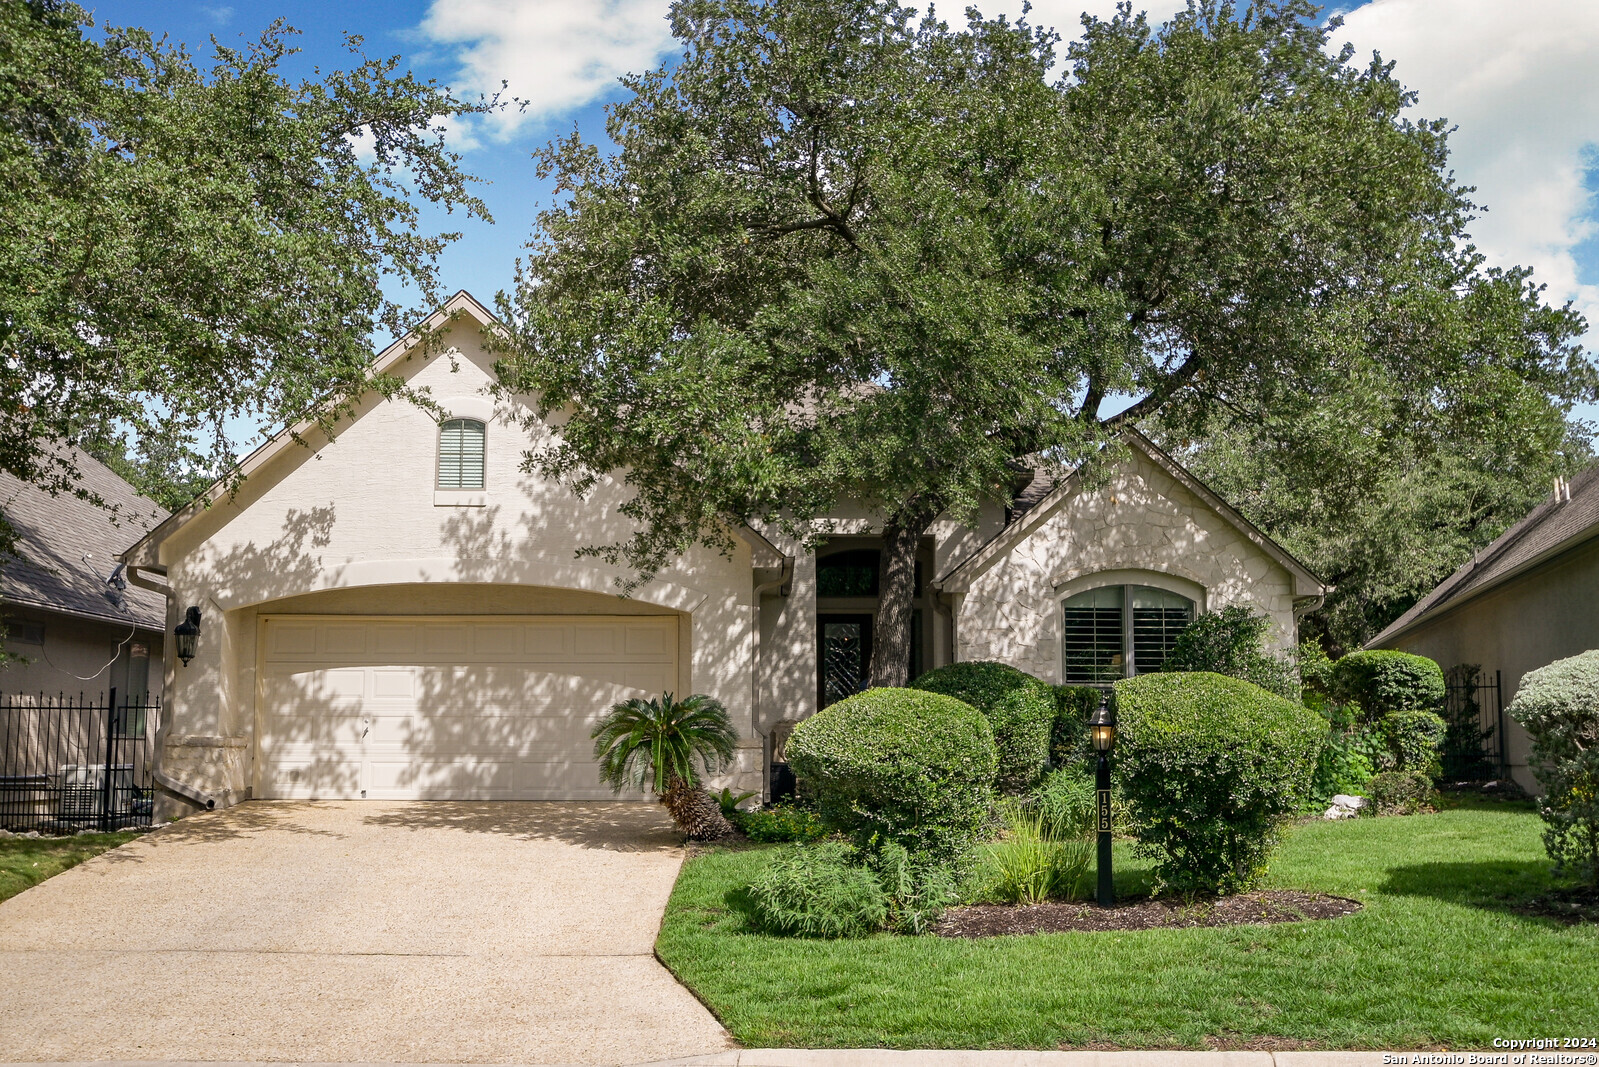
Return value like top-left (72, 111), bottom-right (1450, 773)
top-left (258, 615), bottom-right (679, 800)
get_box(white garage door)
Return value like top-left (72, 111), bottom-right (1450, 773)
top-left (256, 615), bottom-right (679, 800)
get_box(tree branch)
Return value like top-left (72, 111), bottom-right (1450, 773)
top-left (1102, 356), bottom-right (1203, 429)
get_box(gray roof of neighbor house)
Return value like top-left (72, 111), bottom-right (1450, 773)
top-left (1369, 464), bottom-right (1599, 648)
top-left (1, 451), bottom-right (169, 631)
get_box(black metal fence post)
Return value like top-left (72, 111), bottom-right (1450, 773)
top-left (1494, 670), bottom-right (1507, 780)
top-left (99, 687), bottom-right (117, 833)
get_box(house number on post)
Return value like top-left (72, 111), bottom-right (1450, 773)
top-left (1096, 788), bottom-right (1112, 833)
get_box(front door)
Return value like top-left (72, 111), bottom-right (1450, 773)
top-left (818, 614), bottom-right (873, 711)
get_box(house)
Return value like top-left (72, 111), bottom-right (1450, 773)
top-left (120, 291), bottom-right (1329, 812)
top-left (1368, 465), bottom-right (1599, 793)
top-left (1, 450), bottom-right (168, 700)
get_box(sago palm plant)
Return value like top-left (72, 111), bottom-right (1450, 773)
top-left (591, 692), bottom-right (739, 839)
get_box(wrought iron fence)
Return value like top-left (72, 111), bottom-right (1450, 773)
top-left (1442, 665), bottom-right (1506, 782)
top-left (0, 688), bottom-right (157, 833)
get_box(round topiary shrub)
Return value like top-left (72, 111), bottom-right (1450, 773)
top-left (787, 687), bottom-right (998, 861)
top-left (1510, 650), bottom-right (1599, 889)
top-left (1114, 671), bottom-right (1326, 895)
top-left (1330, 650), bottom-right (1445, 719)
top-left (909, 661), bottom-right (1053, 792)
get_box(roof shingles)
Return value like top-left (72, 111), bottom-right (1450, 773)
top-left (0, 451), bottom-right (168, 631)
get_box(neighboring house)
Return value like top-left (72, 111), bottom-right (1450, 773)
top-left (1369, 465), bottom-right (1599, 793)
top-left (121, 291), bottom-right (1329, 810)
top-left (1, 450), bottom-right (168, 700)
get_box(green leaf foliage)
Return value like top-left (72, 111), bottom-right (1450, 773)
top-left (1377, 710), bottom-right (1448, 778)
top-left (1048, 685), bottom-right (1103, 769)
top-left (1367, 770), bottom-right (1438, 816)
top-left (967, 800), bottom-right (1092, 906)
top-left (1113, 671), bottom-right (1325, 895)
top-left (909, 661), bottom-right (1053, 793)
top-left (745, 841), bottom-right (888, 939)
top-left (590, 692), bottom-right (738, 797)
top-left (0, 4), bottom-right (493, 504)
top-left (738, 802), bottom-right (829, 844)
top-left (787, 687), bottom-right (997, 862)
top-left (1509, 650), bottom-right (1599, 888)
top-left (1330, 650), bottom-right (1446, 718)
top-left (1161, 606), bottom-right (1299, 700)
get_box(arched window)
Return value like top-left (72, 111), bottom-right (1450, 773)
top-left (1062, 584), bottom-right (1194, 683)
top-left (438, 418), bottom-right (486, 490)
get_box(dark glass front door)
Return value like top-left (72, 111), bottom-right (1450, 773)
top-left (818, 614), bottom-right (873, 710)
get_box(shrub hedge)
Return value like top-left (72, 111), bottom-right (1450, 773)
top-left (1377, 709), bottom-right (1447, 777)
top-left (1330, 650), bottom-right (1445, 718)
top-left (1368, 770), bottom-right (1437, 815)
top-left (1510, 650), bottom-right (1599, 888)
top-left (911, 662), bottom-right (1053, 792)
top-left (1050, 684), bottom-right (1102, 768)
top-left (1160, 605), bottom-right (1299, 699)
top-left (1114, 671), bottom-right (1325, 895)
top-left (787, 687), bottom-right (998, 861)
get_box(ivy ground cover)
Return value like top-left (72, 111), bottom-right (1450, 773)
top-left (655, 799), bottom-right (1598, 1049)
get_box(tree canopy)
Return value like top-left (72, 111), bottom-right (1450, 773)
top-left (0, 0), bottom-right (494, 512)
top-left (498, 0), bottom-right (1593, 683)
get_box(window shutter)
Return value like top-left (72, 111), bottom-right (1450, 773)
top-left (1061, 586), bottom-right (1124, 684)
top-left (438, 419), bottom-right (486, 489)
top-left (1130, 586), bottom-right (1194, 674)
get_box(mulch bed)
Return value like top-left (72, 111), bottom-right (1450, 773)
top-left (1513, 884), bottom-right (1599, 924)
top-left (935, 890), bottom-right (1363, 938)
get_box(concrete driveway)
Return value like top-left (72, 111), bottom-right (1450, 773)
top-left (0, 801), bottom-right (732, 1065)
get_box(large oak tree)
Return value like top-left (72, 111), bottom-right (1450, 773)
top-left (499, 0), bottom-right (1592, 687)
top-left (1, 0), bottom-right (496, 511)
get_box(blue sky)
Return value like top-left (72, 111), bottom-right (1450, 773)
top-left (93, 0), bottom-right (1599, 436)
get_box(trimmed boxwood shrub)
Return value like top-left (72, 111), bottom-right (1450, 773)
top-left (910, 662), bottom-right (1053, 793)
top-left (1330, 650), bottom-right (1445, 718)
top-left (1114, 671), bottom-right (1325, 895)
top-left (1050, 684), bottom-right (1102, 768)
top-left (1368, 770), bottom-right (1437, 815)
top-left (1377, 709), bottom-right (1447, 777)
top-left (1510, 650), bottom-right (1599, 888)
top-left (787, 687), bottom-right (998, 861)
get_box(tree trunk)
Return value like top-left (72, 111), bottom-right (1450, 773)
top-left (869, 496), bottom-right (941, 688)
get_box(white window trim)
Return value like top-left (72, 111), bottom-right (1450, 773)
top-left (436, 416), bottom-right (488, 496)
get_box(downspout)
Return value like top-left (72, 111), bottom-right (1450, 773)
top-left (124, 563), bottom-right (218, 812)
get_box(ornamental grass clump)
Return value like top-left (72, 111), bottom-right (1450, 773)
top-left (910, 662), bottom-right (1054, 792)
top-left (1114, 672), bottom-right (1325, 895)
top-left (969, 800), bottom-right (1092, 906)
top-left (787, 687), bottom-right (997, 862)
top-left (745, 842), bottom-right (888, 938)
top-left (1510, 650), bottom-right (1599, 888)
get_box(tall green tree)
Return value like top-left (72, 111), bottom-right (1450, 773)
top-left (499, 0), bottom-right (1592, 686)
top-left (0, 0), bottom-right (495, 512)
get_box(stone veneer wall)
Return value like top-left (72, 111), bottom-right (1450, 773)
top-left (954, 448), bottom-right (1299, 683)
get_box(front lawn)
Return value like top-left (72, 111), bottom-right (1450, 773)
top-left (0, 832), bottom-right (141, 904)
top-left (655, 800), bottom-right (1599, 1049)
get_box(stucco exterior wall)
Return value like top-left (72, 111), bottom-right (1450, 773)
top-left (154, 319), bottom-right (761, 803)
top-left (1380, 536), bottom-right (1599, 793)
top-left (951, 448), bottom-right (1300, 682)
top-left (0, 607), bottom-right (163, 702)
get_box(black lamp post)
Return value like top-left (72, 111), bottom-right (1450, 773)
top-left (174, 606), bottom-right (202, 667)
top-left (1089, 692), bottom-right (1118, 907)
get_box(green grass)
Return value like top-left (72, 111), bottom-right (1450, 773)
top-left (0, 832), bottom-right (140, 904)
top-left (655, 799), bottom-right (1599, 1049)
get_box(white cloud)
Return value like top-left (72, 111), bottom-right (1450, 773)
top-left (419, 0), bottom-right (676, 138)
top-left (1333, 0), bottom-right (1599, 342)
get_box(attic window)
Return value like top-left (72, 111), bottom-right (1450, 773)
top-left (1062, 584), bottom-right (1194, 683)
top-left (438, 418), bottom-right (486, 490)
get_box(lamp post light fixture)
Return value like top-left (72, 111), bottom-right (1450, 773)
top-left (1089, 692), bottom-right (1118, 907)
top-left (174, 606), bottom-right (202, 667)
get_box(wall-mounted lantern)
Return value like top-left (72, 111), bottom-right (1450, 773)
top-left (174, 606), bottom-right (202, 667)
